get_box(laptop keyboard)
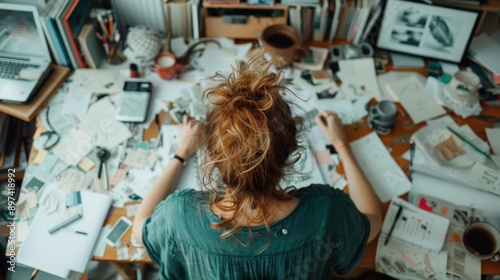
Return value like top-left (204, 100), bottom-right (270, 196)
top-left (0, 61), bottom-right (40, 79)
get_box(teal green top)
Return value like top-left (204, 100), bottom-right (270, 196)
top-left (142, 184), bottom-right (370, 280)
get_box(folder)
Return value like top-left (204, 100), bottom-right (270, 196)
top-left (17, 191), bottom-right (112, 279)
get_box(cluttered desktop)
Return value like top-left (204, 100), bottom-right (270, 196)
top-left (1, 0), bottom-right (500, 279)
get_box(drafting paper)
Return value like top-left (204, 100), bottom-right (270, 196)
top-left (337, 58), bottom-right (382, 100)
top-left (349, 132), bottom-right (411, 202)
top-left (71, 69), bottom-right (124, 93)
top-left (386, 75), bottom-right (446, 124)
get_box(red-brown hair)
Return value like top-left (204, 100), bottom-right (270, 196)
top-left (200, 53), bottom-right (303, 247)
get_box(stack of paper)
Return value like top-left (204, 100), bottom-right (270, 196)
top-left (469, 33), bottom-right (500, 75)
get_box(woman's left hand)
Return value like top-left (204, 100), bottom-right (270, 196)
top-left (175, 114), bottom-right (201, 159)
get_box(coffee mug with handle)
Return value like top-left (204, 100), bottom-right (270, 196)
top-left (444, 70), bottom-right (480, 107)
top-left (368, 100), bottom-right (398, 135)
top-left (462, 221), bottom-right (500, 261)
top-left (154, 52), bottom-right (185, 80)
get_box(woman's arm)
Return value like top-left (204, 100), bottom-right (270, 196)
top-left (132, 115), bottom-right (200, 245)
top-left (315, 111), bottom-right (382, 243)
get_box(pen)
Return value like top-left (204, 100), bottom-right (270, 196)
top-left (63, 228), bottom-right (88, 235)
top-left (409, 140), bottom-right (415, 174)
top-left (446, 126), bottom-right (491, 159)
top-left (30, 269), bottom-right (39, 280)
top-left (384, 203), bottom-right (403, 246)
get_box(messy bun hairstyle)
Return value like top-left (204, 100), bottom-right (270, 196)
top-left (200, 53), bottom-right (303, 246)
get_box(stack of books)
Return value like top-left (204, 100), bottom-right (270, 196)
top-left (39, 0), bottom-right (93, 68)
top-left (287, 0), bottom-right (382, 43)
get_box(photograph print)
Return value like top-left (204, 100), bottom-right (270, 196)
top-left (394, 8), bottom-right (428, 29)
top-left (390, 27), bottom-right (423, 47)
top-left (422, 16), bottom-right (462, 54)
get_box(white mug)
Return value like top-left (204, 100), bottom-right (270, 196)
top-left (462, 222), bottom-right (500, 261)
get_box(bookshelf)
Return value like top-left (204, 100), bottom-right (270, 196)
top-left (203, 2), bottom-right (288, 39)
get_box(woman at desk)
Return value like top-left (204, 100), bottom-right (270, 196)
top-left (133, 55), bottom-right (382, 279)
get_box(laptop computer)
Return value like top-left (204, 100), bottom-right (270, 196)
top-left (0, 3), bottom-right (52, 104)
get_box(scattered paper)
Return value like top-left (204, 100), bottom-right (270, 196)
top-left (349, 132), bottom-right (411, 202)
top-left (79, 98), bottom-right (132, 150)
top-left (467, 162), bottom-right (500, 195)
top-left (39, 153), bottom-right (59, 173)
top-left (116, 246), bottom-right (130, 260)
top-left (378, 71), bottom-right (427, 101)
top-left (40, 189), bottom-right (61, 215)
top-left (32, 150), bottom-right (48, 165)
top-left (16, 221), bottom-right (29, 243)
top-left (386, 75), bottom-right (446, 124)
top-left (93, 225), bottom-right (111, 257)
top-left (61, 91), bottom-right (92, 120)
top-left (123, 149), bottom-right (157, 169)
top-left (57, 168), bottom-right (86, 192)
top-left (52, 128), bottom-right (94, 166)
top-left (71, 69), bottom-right (125, 93)
top-left (439, 61), bottom-right (460, 75)
top-left (18, 191), bottom-right (38, 209)
top-left (130, 248), bottom-right (145, 261)
top-left (486, 128), bottom-right (500, 155)
top-left (78, 157), bottom-right (96, 172)
top-left (338, 58), bottom-right (382, 100)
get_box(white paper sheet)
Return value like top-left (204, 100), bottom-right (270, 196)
top-left (337, 58), bottom-right (382, 100)
top-left (377, 71), bottom-right (427, 101)
top-left (349, 132), bottom-right (411, 202)
top-left (61, 90), bottom-right (92, 121)
top-left (71, 69), bottom-right (125, 93)
top-left (79, 98), bottom-right (132, 150)
top-left (486, 128), bottom-right (500, 156)
top-left (52, 128), bottom-right (93, 166)
top-left (386, 75), bottom-right (446, 124)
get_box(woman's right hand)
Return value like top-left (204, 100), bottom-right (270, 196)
top-left (315, 110), bottom-right (348, 150)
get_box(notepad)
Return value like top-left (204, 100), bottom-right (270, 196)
top-left (349, 132), bottom-right (411, 202)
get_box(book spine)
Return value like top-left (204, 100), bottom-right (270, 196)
top-left (47, 18), bottom-right (70, 67)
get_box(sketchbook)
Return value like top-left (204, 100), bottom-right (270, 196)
top-left (376, 197), bottom-right (450, 280)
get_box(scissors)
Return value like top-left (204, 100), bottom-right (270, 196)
top-left (475, 114), bottom-right (500, 127)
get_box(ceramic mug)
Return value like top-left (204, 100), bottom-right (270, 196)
top-left (462, 222), bottom-right (500, 261)
top-left (259, 24), bottom-right (304, 65)
top-left (154, 52), bottom-right (183, 80)
top-left (368, 100), bottom-right (398, 135)
top-left (444, 70), bottom-right (480, 106)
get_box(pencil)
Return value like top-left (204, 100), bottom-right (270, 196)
top-left (30, 269), bottom-right (39, 280)
top-left (384, 204), bottom-right (403, 246)
top-left (446, 126), bottom-right (491, 159)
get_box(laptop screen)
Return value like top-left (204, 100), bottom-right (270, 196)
top-left (0, 8), bottom-right (46, 58)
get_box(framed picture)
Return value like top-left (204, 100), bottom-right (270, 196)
top-left (376, 0), bottom-right (481, 63)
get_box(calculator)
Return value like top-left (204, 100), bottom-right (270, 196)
top-left (117, 80), bottom-right (152, 123)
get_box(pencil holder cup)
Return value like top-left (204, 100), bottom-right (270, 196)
top-left (368, 100), bottom-right (398, 135)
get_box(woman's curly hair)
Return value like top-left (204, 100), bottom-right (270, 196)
top-left (199, 53), bottom-right (304, 249)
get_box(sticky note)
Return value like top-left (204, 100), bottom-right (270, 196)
top-left (78, 157), bottom-right (96, 172)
